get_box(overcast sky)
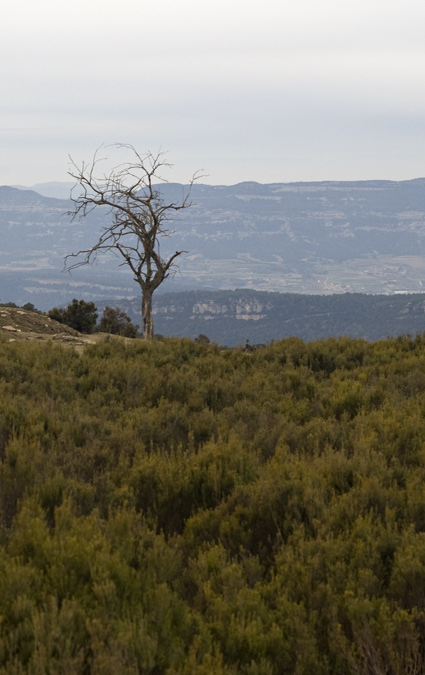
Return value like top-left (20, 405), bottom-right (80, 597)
top-left (1, 0), bottom-right (425, 186)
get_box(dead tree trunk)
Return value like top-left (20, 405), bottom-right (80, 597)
top-left (142, 286), bottom-right (154, 340)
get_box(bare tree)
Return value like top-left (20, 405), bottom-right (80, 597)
top-left (66, 145), bottom-right (200, 339)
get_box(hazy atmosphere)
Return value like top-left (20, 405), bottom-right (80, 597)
top-left (1, 0), bottom-right (425, 186)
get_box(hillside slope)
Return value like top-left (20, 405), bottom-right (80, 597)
top-left (148, 290), bottom-right (425, 345)
top-left (0, 306), bottom-right (96, 347)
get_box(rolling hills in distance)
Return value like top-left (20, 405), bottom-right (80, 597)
top-left (3, 178), bottom-right (425, 344)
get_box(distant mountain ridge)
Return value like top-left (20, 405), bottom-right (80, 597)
top-left (12, 182), bottom-right (75, 199)
top-left (2, 178), bottom-right (425, 312)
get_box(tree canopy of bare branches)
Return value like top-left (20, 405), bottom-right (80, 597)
top-left (66, 144), bottom-right (200, 339)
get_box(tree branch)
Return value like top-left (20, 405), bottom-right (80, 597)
top-left (65, 144), bottom-right (200, 338)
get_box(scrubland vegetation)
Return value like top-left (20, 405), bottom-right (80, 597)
top-left (2, 333), bottom-right (425, 673)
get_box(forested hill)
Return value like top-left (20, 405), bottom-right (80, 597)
top-left (149, 290), bottom-right (425, 344)
top-left (3, 333), bottom-right (425, 671)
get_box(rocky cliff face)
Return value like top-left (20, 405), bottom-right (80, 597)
top-left (191, 299), bottom-right (268, 320)
top-left (153, 295), bottom-right (271, 324)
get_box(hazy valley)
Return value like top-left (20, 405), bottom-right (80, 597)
top-left (3, 178), bottom-right (425, 300)
top-left (3, 178), bottom-right (425, 343)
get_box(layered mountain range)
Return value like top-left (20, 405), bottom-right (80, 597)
top-left (2, 178), bottom-right (425, 343)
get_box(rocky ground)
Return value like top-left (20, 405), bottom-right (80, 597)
top-left (0, 307), bottom-right (100, 349)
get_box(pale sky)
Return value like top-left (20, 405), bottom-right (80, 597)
top-left (1, 0), bottom-right (425, 185)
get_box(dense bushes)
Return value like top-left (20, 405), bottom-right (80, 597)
top-left (97, 306), bottom-right (139, 337)
top-left (48, 300), bottom-right (139, 336)
top-left (2, 334), bottom-right (425, 671)
top-left (48, 298), bottom-right (98, 333)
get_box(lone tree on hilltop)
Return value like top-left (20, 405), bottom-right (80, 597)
top-left (66, 144), bottom-right (200, 339)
